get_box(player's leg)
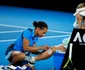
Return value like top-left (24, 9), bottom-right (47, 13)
top-left (20, 45), bottom-right (65, 70)
top-left (24, 44), bottom-right (65, 64)
top-left (24, 37), bottom-right (70, 65)
top-left (34, 44), bottom-right (66, 61)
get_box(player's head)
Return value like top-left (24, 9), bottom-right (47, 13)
top-left (33, 21), bottom-right (48, 37)
top-left (73, 3), bottom-right (85, 17)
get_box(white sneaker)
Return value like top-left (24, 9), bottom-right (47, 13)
top-left (24, 56), bottom-right (35, 64)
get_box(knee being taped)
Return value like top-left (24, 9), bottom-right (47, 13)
top-left (47, 49), bottom-right (52, 54)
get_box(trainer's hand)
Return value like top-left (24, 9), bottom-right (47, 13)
top-left (40, 45), bottom-right (50, 50)
top-left (44, 45), bottom-right (50, 50)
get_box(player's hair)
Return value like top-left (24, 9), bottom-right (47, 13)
top-left (76, 3), bottom-right (85, 9)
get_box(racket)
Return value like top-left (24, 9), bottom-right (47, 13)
top-left (62, 43), bottom-right (76, 70)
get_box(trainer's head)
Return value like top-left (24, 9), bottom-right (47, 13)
top-left (33, 21), bottom-right (48, 37)
top-left (73, 3), bottom-right (85, 17)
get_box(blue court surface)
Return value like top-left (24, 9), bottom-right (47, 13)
top-left (0, 6), bottom-right (75, 70)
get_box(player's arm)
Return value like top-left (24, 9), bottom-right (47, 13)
top-left (76, 14), bottom-right (83, 28)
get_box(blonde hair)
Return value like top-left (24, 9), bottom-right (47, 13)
top-left (76, 3), bottom-right (85, 9)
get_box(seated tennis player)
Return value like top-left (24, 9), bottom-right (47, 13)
top-left (73, 3), bottom-right (85, 29)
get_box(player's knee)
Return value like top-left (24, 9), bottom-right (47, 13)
top-left (50, 47), bottom-right (56, 52)
top-left (47, 47), bottom-right (56, 54)
top-left (47, 48), bottom-right (53, 54)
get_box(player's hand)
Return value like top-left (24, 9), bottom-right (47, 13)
top-left (76, 13), bottom-right (83, 24)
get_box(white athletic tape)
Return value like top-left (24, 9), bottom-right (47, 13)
top-left (47, 48), bottom-right (52, 54)
top-left (73, 7), bottom-right (85, 16)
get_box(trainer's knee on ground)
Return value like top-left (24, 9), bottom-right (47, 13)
top-left (18, 53), bottom-right (25, 60)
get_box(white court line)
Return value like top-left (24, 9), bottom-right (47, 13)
top-left (40, 35), bottom-right (70, 39)
top-left (0, 30), bottom-right (71, 34)
top-left (0, 24), bottom-right (71, 34)
top-left (0, 24), bottom-right (28, 29)
top-left (0, 30), bottom-right (24, 33)
top-left (0, 39), bottom-right (16, 42)
top-left (48, 30), bottom-right (71, 34)
top-left (0, 35), bottom-right (70, 42)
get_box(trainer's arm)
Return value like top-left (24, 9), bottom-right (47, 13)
top-left (31, 43), bottom-right (43, 54)
top-left (23, 38), bottom-right (45, 52)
